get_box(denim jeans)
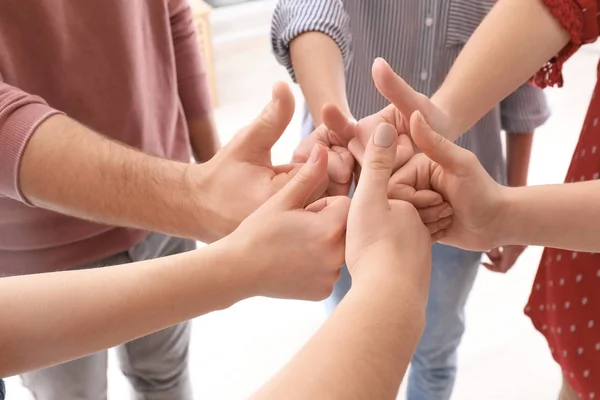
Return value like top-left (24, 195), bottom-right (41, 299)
top-left (325, 244), bottom-right (481, 400)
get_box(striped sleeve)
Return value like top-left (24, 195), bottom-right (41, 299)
top-left (500, 84), bottom-right (551, 133)
top-left (270, 0), bottom-right (352, 82)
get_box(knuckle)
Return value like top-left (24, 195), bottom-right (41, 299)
top-left (366, 158), bottom-right (391, 172)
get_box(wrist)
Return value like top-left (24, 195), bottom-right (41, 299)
top-left (216, 233), bottom-right (264, 299)
top-left (494, 185), bottom-right (520, 247)
top-left (350, 253), bottom-right (430, 311)
top-left (350, 272), bottom-right (427, 333)
top-left (430, 90), bottom-right (466, 141)
top-left (184, 163), bottom-right (230, 243)
top-left (196, 239), bottom-right (259, 308)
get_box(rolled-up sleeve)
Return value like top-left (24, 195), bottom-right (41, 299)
top-left (500, 83), bottom-right (551, 133)
top-left (169, 0), bottom-right (213, 120)
top-left (0, 81), bottom-right (62, 203)
top-left (532, 0), bottom-right (599, 88)
top-left (271, 0), bottom-right (352, 82)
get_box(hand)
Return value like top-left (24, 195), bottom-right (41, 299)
top-left (293, 105), bottom-right (357, 196)
top-left (345, 123), bottom-right (432, 301)
top-left (197, 82), bottom-right (329, 241)
top-left (483, 245), bottom-right (527, 273)
top-left (323, 58), bottom-right (455, 172)
top-left (227, 145), bottom-right (350, 301)
top-left (388, 111), bottom-right (507, 251)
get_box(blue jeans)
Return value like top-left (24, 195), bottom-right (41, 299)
top-left (325, 244), bottom-right (481, 400)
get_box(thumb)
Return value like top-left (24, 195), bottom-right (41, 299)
top-left (230, 82), bottom-right (295, 159)
top-left (272, 145), bottom-right (329, 209)
top-left (372, 58), bottom-right (434, 122)
top-left (353, 123), bottom-right (398, 208)
top-left (410, 111), bottom-right (469, 172)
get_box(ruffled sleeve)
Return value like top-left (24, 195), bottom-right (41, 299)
top-left (533, 0), bottom-right (600, 88)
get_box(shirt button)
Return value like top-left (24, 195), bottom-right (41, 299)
top-left (420, 71), bottom-right (429, 81)
top-left (425, 17), bottom-right (433, 27)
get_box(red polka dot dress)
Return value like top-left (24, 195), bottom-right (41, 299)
top-left (525, 64), bottom-right (600, 397)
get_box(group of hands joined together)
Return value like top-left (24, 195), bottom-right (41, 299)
top-left (197, 59), bottom-right (516, 305)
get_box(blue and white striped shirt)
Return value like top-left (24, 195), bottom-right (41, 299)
top-left (271, 0), bottom-right (551, 184)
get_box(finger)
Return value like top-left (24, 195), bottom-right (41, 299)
top-left (315, 195), bottom-right (352, 227)
top-left (353, 123), bottom-right (398, 207)
top-left (426, 216), bottom-right (452, 235)
top-left (410, 111), bottom-right (472, 173)
top-left (486, 247), bottom-right (502, 261)
top-left (431, 229), bottom-right (446, 243)
top-left (327, 146), bottom-right (355, 186)
top-left (412, 190), bottom-right (444, 208)
top-left (372, 58), bottom-right (434, 123)
top-left (483, 262), bottom-right (500, 273)
top-left (394, 133), bottom-right (415, 172)
top-left (272, 145), bottom-right (328, 209)
top-left (232, 82), bottom-right (295, 159)
top-left (321, 104), bottom-right (358, 146)
top-left (271, 164), bottom-right (328, 203)
top-left (388, 185), bottom-right (444, 209)
top-left (348, 137), bottom-right (365, 166)
top-left (418, 203), bottom-right (453, 224)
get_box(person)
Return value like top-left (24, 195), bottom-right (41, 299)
top-left (317, 0), bottom-right (599, 397)
top-left (271, 1), bottom-right (549, 398)
top-left (0, 123), bottom-right (437, 400)
top-left (0, 1), bottom-right (219, 398)
top-left (0, 2), bottom-right (360, 398)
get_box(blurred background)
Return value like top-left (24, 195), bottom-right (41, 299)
top-left (6, 0), bottom-right (599, 398)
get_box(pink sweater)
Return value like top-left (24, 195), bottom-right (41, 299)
top-left (0, 0), bottom-right (212, 275)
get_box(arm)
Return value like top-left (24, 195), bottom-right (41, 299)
top-left (255, 124), bottom-right (431, 400)
top-left (253, 276), bottom-right (425, 400)
top-left (499, 181), bottom-right (600, 252)
top-left (169, 0), bottom-right (220, 163)
top-left (506, 133), bottom-right (534, 186)
top-left (0, 82), bottom-right (214, 240)
top-left (0, 240), bottom-right (246, 377)
top-left (0, 148), bottom-right (351, 378)
top-left (271, 0), bottom-right (352, 124)
top-left (19, 114), bottom-right (214, 241)
top-left (430, 0), bottom-right (592, 140)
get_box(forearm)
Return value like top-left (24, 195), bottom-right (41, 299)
top-left (500, 181), bottom-right (600, 251)
top-left (290, 32), bottom-right (350, 124)
top-left (20, 114), bottom-right (214, 241)
top-left (0, 239), bottom-right (250, 377)
top-left (188, 115), bottom-right (221, 163)
top-left (506, 132), bottom-right (534, 186)
top-left (254, 276), bottom-right (425, 399)
top-left (431, 0), bottom-right (569, 140)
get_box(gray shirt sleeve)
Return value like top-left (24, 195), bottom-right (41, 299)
top-left (271, 0), bottom-right (352, 82)
top-left (500, 84), bottom-right (551, 133)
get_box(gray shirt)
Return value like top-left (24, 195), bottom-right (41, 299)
top-left (271, 0), bottom-right (551, 184)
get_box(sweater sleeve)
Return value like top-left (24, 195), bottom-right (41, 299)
top-left (532, 0), bottom-right (600, 88)
top-left (0, 80), bottom-right (62, 203)
top-left (271, 0), bottom-right (352, 83)
top-left (168, 0), bottom-right (213, 120)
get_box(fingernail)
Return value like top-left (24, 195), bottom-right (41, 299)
top-left (373, 124), bottom-right (396, 148)
top-left (439, 207), bottom-right (453, 218)
top-left (440, 217), bottom-right (452, 228)
top-left (415, 111), bottom-right (425, 123)
top-left (309, 146), bottom-right (320, 163)
top-left (348, 116), bottom-right (358, 126)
